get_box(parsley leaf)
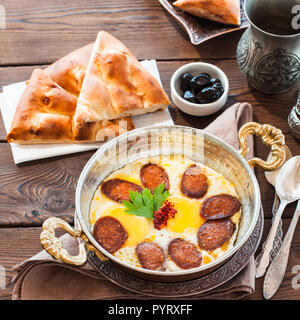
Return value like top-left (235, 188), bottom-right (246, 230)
top-left (122, 183), bottom-right (169, 219)
top-left (153, 183), bottom-right (170, 211)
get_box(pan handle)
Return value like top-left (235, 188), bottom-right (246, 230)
top-left (40, 217), bottom-right (108, 266)
top-left (40, 217), bottom-right (87, 266)
top-left (238, 122), bottom-right (286, 171)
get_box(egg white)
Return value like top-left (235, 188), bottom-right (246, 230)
top-left (89, 155), bottom-right (242, 271)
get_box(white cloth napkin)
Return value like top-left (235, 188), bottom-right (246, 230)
top-left (0, 60), bottom-right (173, 164)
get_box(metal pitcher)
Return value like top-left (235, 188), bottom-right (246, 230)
top-left (237, 0), bottom-right (300, 94)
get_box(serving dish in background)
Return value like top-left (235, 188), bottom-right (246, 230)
top-left (170, 62), bottom-right (229, 116)
top-left (159, 0), bottom-right (249, 45)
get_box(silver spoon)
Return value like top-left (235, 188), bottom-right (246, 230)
top-left (263, 156), bottom-right (300, 299)
top-left (265, 146), bottom-right (292, 206)
top-left (256, 156), bottom-right (300, 278)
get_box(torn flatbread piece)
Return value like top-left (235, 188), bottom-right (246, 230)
top-left (6, 68), bottom-right (135, 143)
top-left (45, 43), bottom-right (93, 97)
top-left (73, 31), bottom-right (170, 140)
top-left (6, 69), bottom-right (77, 144)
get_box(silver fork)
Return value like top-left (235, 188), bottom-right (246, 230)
top-left (255, 146), bottom-right (292, 277)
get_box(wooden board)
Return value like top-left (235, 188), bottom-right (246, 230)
top-left (0, 0), bottom-right (244, 65)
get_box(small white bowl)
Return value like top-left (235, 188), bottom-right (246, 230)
top-left (170, 62), bottom-right (229, 116)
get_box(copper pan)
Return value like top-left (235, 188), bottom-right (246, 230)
top-left (40, 122), bottom-right (285, 282)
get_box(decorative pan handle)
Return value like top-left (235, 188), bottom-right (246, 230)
top-left (40, 217), bottom-right (108, 266)
top-left (238, 122), bottom-right (286, 171)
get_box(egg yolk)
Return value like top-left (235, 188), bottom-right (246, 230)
top-left (113, 174), bottom-right (141, 186)
top-left (90, 210), bottom-right (96, 225)
top-left (102, 207), bottom-right (151, 247)
top-left (231, 210), bottom-right (241, 224)
top-left (167, 196), bottom-right (205, 233)
top-left (221, 241), bottom-right (229, 251)
top-left (202, 255), bottom-right (212, 264)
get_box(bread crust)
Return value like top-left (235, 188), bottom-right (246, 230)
top-left (74, 31), bottom-right (170, 138)
top-left (6, 69), bottom-right (76, 143)
top-left (7, 32), bottom-right (170, 144)
top-left (6, 69), bottom-right (135, 144)
top-left (45, 43), bottom-right (93, 97)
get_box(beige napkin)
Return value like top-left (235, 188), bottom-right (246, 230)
top-left (11, 102), bottom-right (256, 300)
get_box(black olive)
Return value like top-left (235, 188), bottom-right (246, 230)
top-left (196, 87), bottom-right (220, 104)
top-left (189, 73), bottom-right (211, 92)
top-left (180, 73), bottom-right (193, 91)
top-left (209, 78), bottom-right (222, 86)
top-left (212, 82), bottom-right (223, 90)
top-left (183, 90), bottom-right (196, 103)
top-left (212, 83), bottom-right (224, 96)
top-left (201, 73), bottom-right (212, 79)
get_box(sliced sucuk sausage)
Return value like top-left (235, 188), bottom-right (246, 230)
top-left (93, 216), bottom-right (128, 253)
top-left (197, 219), bottom-right (235, 251)
top-left (200, 194), bottom-right (241, 220)
top-left (101, 178), bottom-right (143, 203)
top-left (168, 238), bottom-right (202, 269)
top-left (180, 164), bottom-right (209, 199)
top-left (140, 163), bottom-right (170, 192)
top-left (135, 242), bottom-right (165, 270)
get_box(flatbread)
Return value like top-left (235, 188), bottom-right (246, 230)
top-left (173, 0), bottom-right (241, 25)
top-left (45, 43), bottom-right (93, 97)
top-left (7, 32), bottom-right (169, 144)
top-left (6, 69), bottom-right (135, 144)
top-left (45, 42), bottom-right (135, 142)
top-left (74, 31), bottom-right (170, 140)
top-left (6, 69), bottom-right (77, 143)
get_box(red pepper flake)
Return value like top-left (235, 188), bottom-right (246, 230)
top-left (153, 200), bottom-right (177, 230)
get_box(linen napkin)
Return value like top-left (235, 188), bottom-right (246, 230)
top-left (11, 102), bottom-right (256, 300)
top-left (0, 60), bottom-right (173, 164)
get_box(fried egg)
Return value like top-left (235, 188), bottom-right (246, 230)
top-left (89, 155), bottom-right (241, 271)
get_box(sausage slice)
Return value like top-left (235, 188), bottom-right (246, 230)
top-left (168, 238), bottom-right (202, 269)
top-left (180, 164), bottom-right (209, 199)
top-left (101, 178), bottom-right (143, 203)
top-left (135, 242), bottom-right (165, 270)
top-left (200, 194), bottom-right (241, 220)
top-left (140, 163), bottom-right (170, 192)
top-left (197, 219), bottom-right (235, 251)
top-left (93, 216), bottom-right (128, 253)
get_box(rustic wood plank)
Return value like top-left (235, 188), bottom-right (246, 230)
top-left (0, 143), bottom-right (93, 226)
top-left (0, 60), bottom-right (298, 140)
top-left (0, 227), bottom-right (42, 300)
top-left (0, 219), bottom-right (299, 300)
top-left (0, 0), bottom-right (244, 65)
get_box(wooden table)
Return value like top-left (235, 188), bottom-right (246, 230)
top-left (0, 0), bottom-right (299, 300)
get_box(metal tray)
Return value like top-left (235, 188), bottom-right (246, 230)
top-left (159, 0), bottom-right (249, 45)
